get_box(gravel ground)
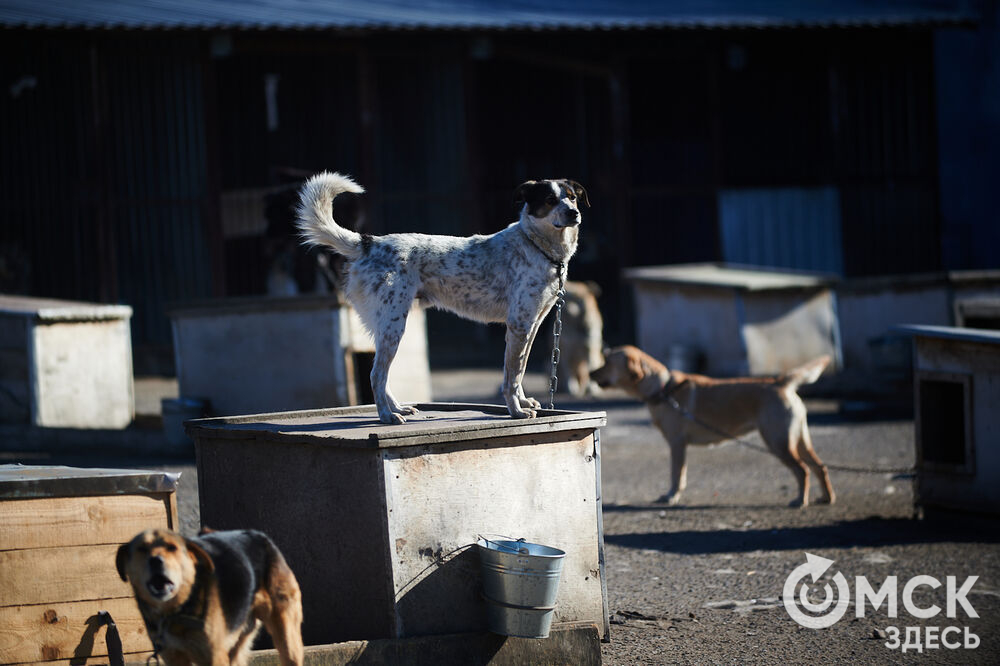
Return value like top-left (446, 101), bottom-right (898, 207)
top-left (34, 371), bottom-right (1000, 664)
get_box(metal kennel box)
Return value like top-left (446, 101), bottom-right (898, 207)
top-left (897, 325), bottom-right (1000, 514)
top-left (169, 295), bottom-right (431, 416)
top-left (0, 295), bottom-right (134, 428)
top-left (0, 465), bottom-right (179, 664)
top-left (189, 404), bottom-right (608, 646)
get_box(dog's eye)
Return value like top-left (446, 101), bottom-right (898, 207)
top-left (567, 193), bottom-right (576, 201)
top-left (165, 543), bottom-right (178, 553)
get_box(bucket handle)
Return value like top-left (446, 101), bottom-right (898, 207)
top-left (477, 534), bottom-right (528, 553)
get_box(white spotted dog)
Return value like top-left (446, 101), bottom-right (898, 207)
top-left (297, 172), bottom-right (588, 425)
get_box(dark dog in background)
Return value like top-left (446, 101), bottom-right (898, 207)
top-left (264, 184), bottom-right (364, 298)
top-left (555, 281), bottom-right (604, 396)
top-left (116, 528), bottom-right (304, 666)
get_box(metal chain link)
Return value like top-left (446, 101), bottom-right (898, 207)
top-left (548, 264), bottom-right (566, 411)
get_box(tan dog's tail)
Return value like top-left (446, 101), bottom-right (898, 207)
top-left (779, 355), bottom-right (831, 391)
top-left (296, 171), bottom-right (365, 260)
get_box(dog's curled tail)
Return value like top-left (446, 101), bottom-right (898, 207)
top-left (296, 171), bottom-right (366, 260)
top-left (779, 355), bottom-right (831, 390)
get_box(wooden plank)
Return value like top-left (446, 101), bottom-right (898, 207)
top-left (0, 545), bottom-right (132, 607)
top-left (16, 651), bottom-right (154, 666)
top-left (0, 495), bottom-right (171, 551)
top-left (0, 598), bottom-right (150, 664)
top-left (246, 625), bottom-right (602, 666)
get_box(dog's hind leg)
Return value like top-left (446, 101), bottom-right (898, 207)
top-left (797, 420), bottom-right (835, 504)
top-left (370, 305), bottom-right (419, 425)
top-left (761, 420), bottom-right (810, 507)
top-left (262, 588), bottom-right (304, 666)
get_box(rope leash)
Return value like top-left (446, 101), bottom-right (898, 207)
top-left (662, 394), bottom-right (915, 476)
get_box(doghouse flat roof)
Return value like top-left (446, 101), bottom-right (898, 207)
top-left (0, 465), bottom-right (179, 499)
top-left (624, 263), bottom-right (835, 292)
top-left (0, 294), bottom-right (132, 322)
top-left (894, 325), bottom-right (1000, 346)
top-left (186, 403), bottom-right (607, 449)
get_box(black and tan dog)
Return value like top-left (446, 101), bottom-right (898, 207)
top-left (116, 528), bottom-right (304, 666)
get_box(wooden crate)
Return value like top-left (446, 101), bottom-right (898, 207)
top-left (169, 296), bottom-right (431, 417)
top-left (0, 466), bottom-right (179, 665)
top-left (189, 404), bottom-right (609, 648)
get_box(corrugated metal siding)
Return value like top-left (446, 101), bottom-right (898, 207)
top-left (370, 55), bottom-right (470, 235)
top-left (719, 187), bottom-right (844, 275)
top-left (212, 50), bottom-right (362, 296)
top-left (832, 32), bottom-right (941, 276)
top-left (0, 0), bottom-right (980, 31)
top-left (0, 34), bottom-right (103, 302)
top-left (102, 37), bottom-right (213, 345)
top-left (0, 34), bottom-right (214, 347)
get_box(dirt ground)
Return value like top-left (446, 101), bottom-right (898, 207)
top-left (35, 370), bottom-right (1000, 665)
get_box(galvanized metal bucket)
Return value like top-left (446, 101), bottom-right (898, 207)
top-left (477, 538), bottom-right (566, 638)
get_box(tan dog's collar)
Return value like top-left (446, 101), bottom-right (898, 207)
top-left (643, 372), bottom-right (687, 405)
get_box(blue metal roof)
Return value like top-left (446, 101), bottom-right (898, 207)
top-left (0, 0), bottom-right (981, 31)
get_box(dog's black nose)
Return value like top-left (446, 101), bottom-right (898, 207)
top-left (149, 555), bottom-right (164, 571)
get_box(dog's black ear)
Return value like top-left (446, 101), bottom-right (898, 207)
top-left (185, 539), bottom-right (215, 574)
top-left (567, 180), bottom-right (590, 208)
top-left (116, 542), bottom-right (131, 582)
top-left (513, 181), bottom-right (536, 210)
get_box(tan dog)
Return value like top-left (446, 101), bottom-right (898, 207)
top-left (116, 528), bottom-right (304, 666)
top-left (591, 345), bottom-right (835, 507)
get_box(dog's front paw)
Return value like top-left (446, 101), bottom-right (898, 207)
top-left (378, 411), bottom-right (407, 425)
top-left (509, 407), bottom-right (537, 419)
top-left (518, 396), bottom-right (542, 410)
top-left (396, 405), bottom-right (419, 416)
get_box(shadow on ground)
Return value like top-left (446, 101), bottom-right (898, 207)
top-left (604, 514), bottom-right (1000, 554)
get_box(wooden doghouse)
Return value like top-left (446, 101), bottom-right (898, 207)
top-left (897, 325), bottom-right (1000, 514)
top-left (0, 466), bottom-right (179, 664)
top-left (189, 404), bottom-right (608, 650)
top-left (169, 295), bottom-right (431, 416)
top-left (0, 295), bottom-right (134, 428)
top-left (624, 263), bottom-right (840, 376)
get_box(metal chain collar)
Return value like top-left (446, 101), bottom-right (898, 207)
top-left (548, 263), bottom-right (567, 411)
